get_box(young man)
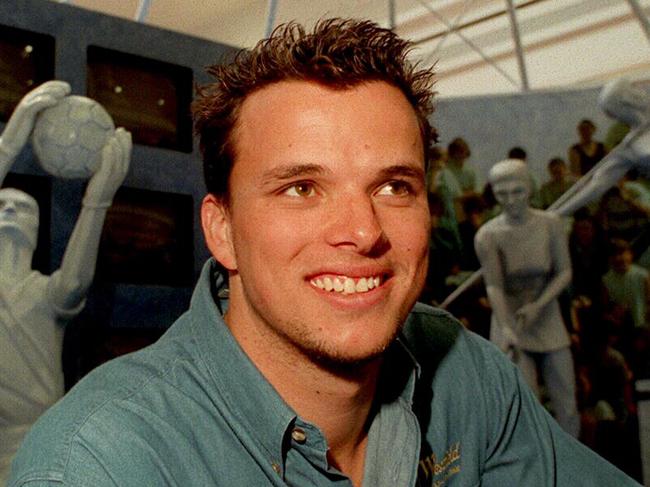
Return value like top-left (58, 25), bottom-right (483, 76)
top-left (10, 19), bottom-right (640, 486)
top-left (539, 157), bottom-right (576, 209)
top-left (603, 239), bottom-right (649, 330)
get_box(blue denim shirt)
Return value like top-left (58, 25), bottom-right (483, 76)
top-left (9, 260), bottom-right (641, 486)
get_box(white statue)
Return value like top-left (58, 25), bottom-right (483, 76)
top-left (0, 81), bottom-right (131, 483)
top-left (554, 77), bottom-right (650, 216)
top-left (474, 159), bottom-right (580, 438)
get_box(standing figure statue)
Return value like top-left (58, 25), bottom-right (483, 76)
top-left (474, 159), bottom-right (580, 438)
top-left (0, 81), bottom-right (130, 483)
top-left (554, 77), bottom-right (650, 216)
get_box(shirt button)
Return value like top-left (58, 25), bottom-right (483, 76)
top-left (271, 463), bottom-right (281, 475)
top-left (291, 427), bottom-right (307, 444)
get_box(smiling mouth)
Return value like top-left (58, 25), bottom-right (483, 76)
top-left (310, 275), bottom-right (384, 295)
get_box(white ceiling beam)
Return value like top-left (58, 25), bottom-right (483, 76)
top-left (266, 0), bottom-right (279, 37)
top-left (134, 0), bottom-right (152, 22)
top-left (625, 0), bottom-right (650, 45)
top-left (505, 0), bottom-right (530, 91)
top-left (415, 0), bottom-right (519, 87)
top-left (422, 0), bottom-right (473, 64)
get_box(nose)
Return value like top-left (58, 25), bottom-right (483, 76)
top-left (325, 192), bottom-right (387, 255)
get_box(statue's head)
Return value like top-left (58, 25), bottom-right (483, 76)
top-left (488, 159), bottom-right (531, 220)
top-left (599, 78), bottom-right (649, 128)
top-left (0, 188), bottom-right (39, 251)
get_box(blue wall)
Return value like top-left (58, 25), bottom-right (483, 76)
top-left (1, 0), bottom-right (237, 328)
top-left (434, 86), bottom-right (615, 188)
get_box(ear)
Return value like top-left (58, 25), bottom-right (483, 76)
top-left (201, 194), bottom-right (237, 270)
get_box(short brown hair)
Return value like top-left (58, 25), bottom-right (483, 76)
top-left (192, 18), bottom-right (438, 199)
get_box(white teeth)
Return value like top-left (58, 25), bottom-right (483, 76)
top-left (343, 278), bottom-right (356, 294)
top-left (355, 278), bottom-right (368, 292)
top-left (311, 275), bottom-right (382, 294)
top-left (333, 278), bottom-right (344, 292)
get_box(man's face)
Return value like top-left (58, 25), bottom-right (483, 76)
top-left (492, 177), bottom-right (530, 220)
top-left (0, 188), bottom-right (39, 250)
top-left (578, 122), bottom-right (595, 141)
top-left (549, 162), bottom-right (566, 181)
top-left (203, 80), bottom-right (430, 365)
top-left (611, 250), bottom-right (632, 274)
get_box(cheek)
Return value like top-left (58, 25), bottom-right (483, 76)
top-left (388, 209), bottom-right (430, 257)
top-left (233, 207), bottom-right (315, 263)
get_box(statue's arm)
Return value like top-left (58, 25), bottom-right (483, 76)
top-left (0, 81), bottom-right (70, 185)
top-left (49, 129), bottom-right (131, 311)
top-left (555, 113), bottom-right (650, 216)
top-left (475, 227), bottom-right (518, 345)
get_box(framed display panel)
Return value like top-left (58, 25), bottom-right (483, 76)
top-left (1, 172), bottom-right (52, 273)
top-left (63, 323), bottom-right (166, 388)
top-left (0, 25), bottom-right (55, 123)
top-left (86, 46), bottom-right (193, 153)
top-left (97, 186), bottom-right (194, 286)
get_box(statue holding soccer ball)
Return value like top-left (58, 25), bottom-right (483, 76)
top-left (0, 80), bottom-right (130, 483)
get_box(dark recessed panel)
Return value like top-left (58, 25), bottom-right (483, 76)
top-left (0, 25), bottom-right (55, 122)
top-left (86, 46), bottom-right (193, 152)
top-left (97, 186), bottom-right (194, 286)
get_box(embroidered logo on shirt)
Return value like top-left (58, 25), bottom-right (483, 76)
top-left (418, 442), bottom-right (461, 486)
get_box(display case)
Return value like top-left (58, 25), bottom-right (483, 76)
top-left (86, 46), bottom-right (193, 152)
top-left (0, 24), bottom-right (55, 122)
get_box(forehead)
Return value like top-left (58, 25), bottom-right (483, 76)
top-left (492, 177), bottom-right (528, 190)
top-left (0, 188), bottom-right (38, 208)
top-left (232, 80), bottom-right (423, 171)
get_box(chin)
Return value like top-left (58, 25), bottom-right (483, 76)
top-left (298, 323), bottom-right (402, 371)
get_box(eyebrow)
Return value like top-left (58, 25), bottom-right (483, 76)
top-left (259, 162), bottom-right (425, 186)
top-left (260, 164), bottom-right (329, 185)
top-left (376, 164), bottom-right (425, 181)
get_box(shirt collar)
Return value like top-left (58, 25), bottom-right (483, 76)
top-left (187, 259), bottom-right (421, 466)
top-left (188, 259), bottom-right (296, 463)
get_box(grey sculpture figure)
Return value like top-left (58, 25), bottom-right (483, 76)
top-left (0, 81), bottom-right (131, 483)
top-left (441, 77), bottom-right (650, 310)
top-left (474, 159), bottom-right (580, 438)
top-left (554, 77), bottom-right (650, 216)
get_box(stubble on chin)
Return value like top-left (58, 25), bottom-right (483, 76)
top-left (284, 315), bottom-right (405, 376)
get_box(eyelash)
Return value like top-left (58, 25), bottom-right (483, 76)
top-left (281, 181), bottom-right (317, 197)
top-left (377, 180), bottom-right (414, 196)
top-left (279, 179), bottom-right (416, 199)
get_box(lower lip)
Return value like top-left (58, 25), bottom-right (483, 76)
top-left (308, 278), bottom-right (391, 310)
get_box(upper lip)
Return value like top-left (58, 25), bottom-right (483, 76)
top-left (305, 264), bottom-right (393, 280)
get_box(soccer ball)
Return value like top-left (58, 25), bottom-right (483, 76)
top-left (31, 95), bottom-right (115, 179)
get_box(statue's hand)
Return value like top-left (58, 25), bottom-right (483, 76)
top-left (83, 128), bottom-right (131, 208)
top-left (501, 325), bottom-right (519, 358)
top-left (515, 302), bottom-right (541, 329)
top-left (0, 81), bottom-right (70, 164)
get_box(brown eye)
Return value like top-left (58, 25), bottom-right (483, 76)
top-left (377, 180), bottom-right (412, 196)
top-left (284, 182), bottom-right (316, 197)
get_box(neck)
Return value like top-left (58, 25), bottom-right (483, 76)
top-left (504, 207), bottom-right (531, 226)
top-left (224, 283), bottom-right (382, 484)
top-left (0, 237), bottom-right (32, 283)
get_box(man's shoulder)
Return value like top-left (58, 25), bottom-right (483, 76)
top-left (403, 303), bottom-right (509, 381)
top-left (9, 314), bottom-right (199, 485)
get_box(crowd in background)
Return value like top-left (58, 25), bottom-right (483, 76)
top-left (423, 119), bottom-right (649, 481)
